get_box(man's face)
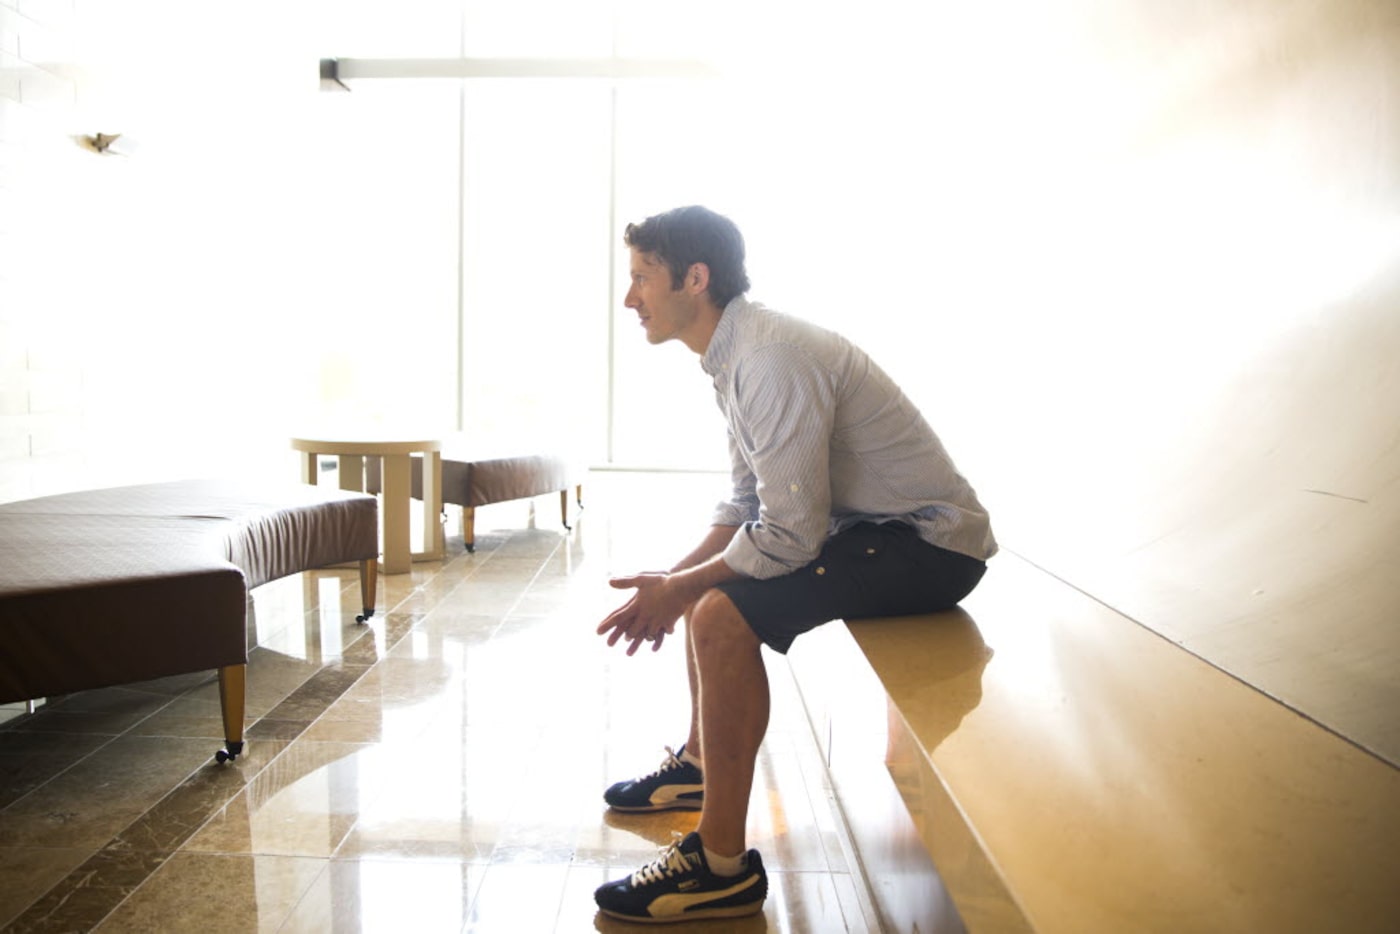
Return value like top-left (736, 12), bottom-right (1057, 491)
top-left (625, 249), bottom-right (697, 346)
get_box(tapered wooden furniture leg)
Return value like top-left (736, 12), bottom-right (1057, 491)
top-left (560, 490), bottom-right (571, 530)
top-left (216, 663), bottom-right (246, 763)
top-left (421, 450), bottom-right (444, 560)
top-left (379, 453), bottom-right (411, 574)
top-left (464, 506), bottom-right (476, 553)
top-left (356, 557), bottom-right (377, 623)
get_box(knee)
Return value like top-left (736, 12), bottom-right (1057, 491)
top-left (689, 589), bottom-right (759, 655)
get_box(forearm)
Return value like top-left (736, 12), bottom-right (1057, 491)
top-left (666, 525), bottom-right (745, 609)
top-left (666, 551), bottom-right (744, 607)
top-left (669, 525), bottom-right (741, 573)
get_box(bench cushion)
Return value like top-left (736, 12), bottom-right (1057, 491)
top-left (0, 479), bottom-right (378, 704)
top-left (366, 451), bottom-right (573, 509)
top-left (451, 453), bottom-right (572, 509)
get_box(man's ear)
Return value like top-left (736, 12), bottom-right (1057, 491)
top-left (686, 262), bottom-right (711, 296)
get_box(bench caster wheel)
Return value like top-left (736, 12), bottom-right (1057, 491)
top-left (215, 740), bottom-right (244, 764)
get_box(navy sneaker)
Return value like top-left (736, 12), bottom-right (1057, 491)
top-left (604, 745), bottom-right (704, 812)
top-left (595, 831), bottom-right (767, 924)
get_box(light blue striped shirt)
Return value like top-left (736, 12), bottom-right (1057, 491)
top-left (703, 296), bottom-right (998, 579)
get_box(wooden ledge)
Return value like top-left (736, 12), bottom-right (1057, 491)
top-left (798, 553), bottom-right (1400, 933)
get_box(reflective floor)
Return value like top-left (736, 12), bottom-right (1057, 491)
top-left (0, 471), bottom-right (879, 933)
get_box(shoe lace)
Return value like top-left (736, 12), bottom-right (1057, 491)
top-left (631, 832), bottom-right (699, 887)
top-left (640, 745), bottom-right (687, 780)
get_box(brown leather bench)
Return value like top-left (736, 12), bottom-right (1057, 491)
top-left (367, 450), bottom-right (581, 552)
top-left (0, 479), bottom-right (378, 764)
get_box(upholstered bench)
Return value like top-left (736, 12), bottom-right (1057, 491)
top-left (368, 450), bottom-right (581, 552)
top-left (0, 479), bottom-right (379, 764)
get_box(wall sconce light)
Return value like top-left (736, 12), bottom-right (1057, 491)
top-left (77, 133), bottom-right (134, 155)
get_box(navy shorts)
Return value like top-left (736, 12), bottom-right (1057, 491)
top-left (715, 521), bottom-right (987, 654)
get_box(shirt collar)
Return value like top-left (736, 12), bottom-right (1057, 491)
top-left (700, 295), bottom-right (748, 376)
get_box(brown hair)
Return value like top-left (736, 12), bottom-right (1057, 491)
top-left (624, 206), bottom-right (751, 308)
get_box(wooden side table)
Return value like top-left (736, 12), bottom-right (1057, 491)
top-left (291, 435), bottom-right (443, 574)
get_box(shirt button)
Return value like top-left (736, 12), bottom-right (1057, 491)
top-left (789, 483), bottom-right (799, 492)
top-left (866, 547), bottom-right (876, 555)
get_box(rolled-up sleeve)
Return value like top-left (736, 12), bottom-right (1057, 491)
top-left (712, 429), bottom-right (760, 527)
top-left (718, 343), bottom-right (836, 579)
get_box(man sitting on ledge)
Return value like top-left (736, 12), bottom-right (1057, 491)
top-left (594, 205), bottom-right (998, 924)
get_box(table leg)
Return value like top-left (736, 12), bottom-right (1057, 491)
top-left (300, 451), bottom-right (319, 485)
top-left (420, 450), bottom-right (444, 559)
top-left (338, 454), bottom-right (365, 493)
top-left (380, 452), bottom-right (411, 574)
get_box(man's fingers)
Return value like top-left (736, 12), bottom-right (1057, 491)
top-left (597, 586), bottom-right (673, 654)
top-left (596, 593), bottom-right (640, 636)
top-left (596, 612), bottom-right (622, 636)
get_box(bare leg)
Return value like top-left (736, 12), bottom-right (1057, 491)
top-left (684, 613), bottom-right (702, 755)
top-left (689, 589), bottom-right (769, 858)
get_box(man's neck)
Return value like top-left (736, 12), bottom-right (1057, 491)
top-left (682, 302), bottom-right (725, 355)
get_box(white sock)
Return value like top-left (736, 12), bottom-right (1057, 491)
top-left (704, 846), bottom-right (747, 877)
top-left (680, 746), bottom-right (703, 770)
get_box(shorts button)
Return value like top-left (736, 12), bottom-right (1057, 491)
top-left (815, 566), bottom-right (826, 575)
top-left (866, 547), bottom-right (877, 555)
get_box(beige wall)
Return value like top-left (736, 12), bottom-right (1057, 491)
top-left (0, 1), bottom-right (339, 501)
top-left (865, 0), bottom-right (1400, 766)
top-left (2, 2), bottom-right (1397, 765)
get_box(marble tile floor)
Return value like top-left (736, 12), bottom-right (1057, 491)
top-left (0, 471), bottom-right (882, 933)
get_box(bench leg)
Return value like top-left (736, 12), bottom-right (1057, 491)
top-left (463, 485), bottom-right (581, 553)
top-left (560, 484), bottom-right (584, 532)
top-left (215, 663), bottom-right (246, 764)
top-left (355, 558), bottom-right (378, 623)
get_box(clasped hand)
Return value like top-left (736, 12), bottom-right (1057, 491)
top-left (596, 571), bottom-right (688, 655)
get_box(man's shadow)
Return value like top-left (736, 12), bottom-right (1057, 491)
top-left (601, 807), bottom-right (699, 844)
top-left (847, 606), bottom-right (992, 755)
